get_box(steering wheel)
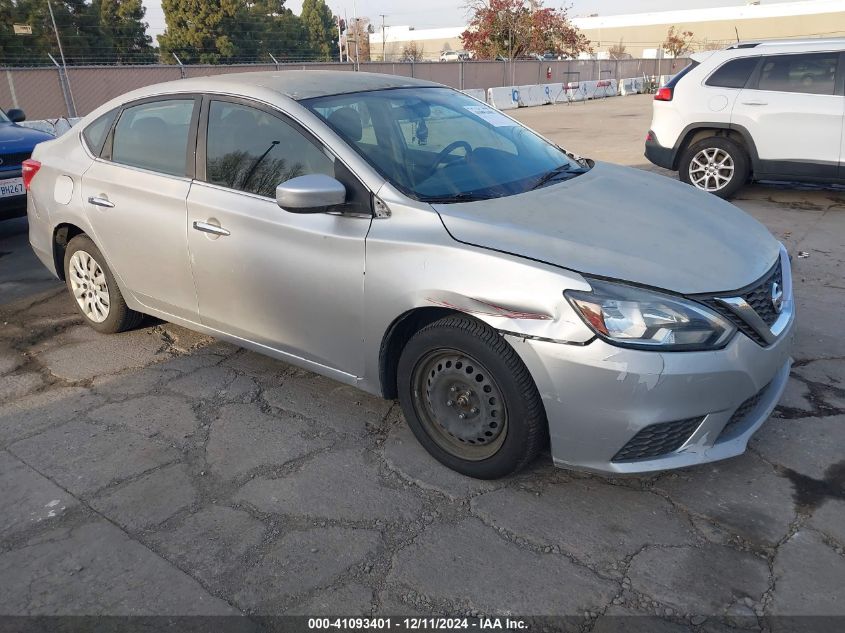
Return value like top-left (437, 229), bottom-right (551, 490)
top-left (421, 140), bottom-right (472, 180)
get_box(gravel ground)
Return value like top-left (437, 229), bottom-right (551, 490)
top-left (0, 94), bottom-right (843, 630)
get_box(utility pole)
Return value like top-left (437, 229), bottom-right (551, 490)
top-left (336, 15), bottom-right (343, 62)
top-left (380, 14), bottom-right (387, 62)
top-left (47, 0), bottom-right (76, 117)
top-left (353, 0), bottom-right (360, 70)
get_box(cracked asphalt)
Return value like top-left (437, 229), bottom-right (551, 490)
top-left (1, 94), bottom-right (844, 630)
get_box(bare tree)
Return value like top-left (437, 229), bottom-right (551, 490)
top-left (608, 39), bottom-right (627, 60)
top-left (663, 26), bottom-right (694, 59)
top-left (401, 41), bottom-right (425, 62)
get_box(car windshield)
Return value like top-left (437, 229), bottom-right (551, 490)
top-left (0, 110), bottom-right (10, 123)
top-left (303, 87), bottom-right (588, 203)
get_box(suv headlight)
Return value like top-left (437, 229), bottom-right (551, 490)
top-left (565, 279), bottom-right (735, 351)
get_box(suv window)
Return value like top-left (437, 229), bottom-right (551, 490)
top-left (112, 99), bottom-right (195, 176)
top-left (205, 100), bottom-right (334, 197)
top-left (82, 109), bottom-right (117, 156)
top-left (757, 53), bottom-right (838, 95)
top-left (705, 57), bottom-right (759, 89)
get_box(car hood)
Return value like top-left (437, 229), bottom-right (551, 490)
top-left (432, 161), bottom-right (780, 295)
top-left (0, 123), bottom-right (54, 153)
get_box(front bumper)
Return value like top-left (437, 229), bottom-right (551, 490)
top-left (507, 310), bottom-right (795, 474)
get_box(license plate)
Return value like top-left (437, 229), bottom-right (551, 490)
top-left (0, 177), bottom-right (24, 198)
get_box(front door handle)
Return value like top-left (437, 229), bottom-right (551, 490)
top-left (192, 220), bottom-right (230, 237)
top-left (741, 101), bottom-right (768, 106)
top-left (87, 195), bottom-right (115, 208)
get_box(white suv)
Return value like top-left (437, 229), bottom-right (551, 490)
top-left (645, 38), bottom-right (845, 198)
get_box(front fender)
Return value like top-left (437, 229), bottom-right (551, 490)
top-left (360, 196), bottom-right (595, 395)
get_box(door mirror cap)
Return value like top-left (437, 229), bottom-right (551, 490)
top-left (6, 108), bottom-right (26, 123)
top-left (276, 174), bottom-right (346, 213)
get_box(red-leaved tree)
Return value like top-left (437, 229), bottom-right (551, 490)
top-left (460, 0), bottom-right (590, 61)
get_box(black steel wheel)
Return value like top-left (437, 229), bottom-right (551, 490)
top-left (397, 314), bottom-right (548, 479)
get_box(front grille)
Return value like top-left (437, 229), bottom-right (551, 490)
top-left (719, 383), bottom-right (770, 440)
top-left (0, 151), bottom-right (31, 169)
top-left (701, 258), bottom-right (782, 346)
top-left (612, 417), bottom-right (703, 462)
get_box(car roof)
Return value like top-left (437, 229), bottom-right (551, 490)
top-left (132, 70), bottom-right (444, 102)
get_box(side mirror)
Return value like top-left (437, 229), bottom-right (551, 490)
top-left (6, 108), bottom-right (26, 123)
top-left (276, 174), bottom-right (346, 213)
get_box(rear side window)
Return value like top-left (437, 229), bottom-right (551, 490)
top-left (82, 109), bottom-right (117, 156)
top-left (665, 60), bottom-right (699, 89)
top-left (705, 57), bottom-right (759, 89)
top-left (757, 53), bottom-right (838, 95)
top-left (112, 100), bottom-right (195, 176)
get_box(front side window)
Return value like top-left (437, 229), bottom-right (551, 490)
top-left (705, 57), bottom-right (759, 89)
top-left (82, 108), bottom-right (117, 156)
top-left (304, 87), bottom-right (587, 203)
top-left (112, 99), bottom-right (194, 176)
top-left (756, 53), bottom-right (838, 95)
top-left (205, 100), bottom-right (334, 197)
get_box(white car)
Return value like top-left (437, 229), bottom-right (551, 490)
top-left (645, 38), bottom-right (845, 198)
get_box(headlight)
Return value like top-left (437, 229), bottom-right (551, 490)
top-left (565, 279), bottom-right (735, 351)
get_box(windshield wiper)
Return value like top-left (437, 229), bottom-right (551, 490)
top-left (422, 192), bottom-right (491, 204)
top-left (531, 164), bottom-right (588, 190)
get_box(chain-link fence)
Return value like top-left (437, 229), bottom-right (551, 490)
top-left (1, 58), bottom-right (688, 120)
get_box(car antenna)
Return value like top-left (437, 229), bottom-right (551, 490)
top-left (735, 27), bottom-right (740, 43)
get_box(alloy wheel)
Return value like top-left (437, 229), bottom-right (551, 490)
top-left (688, 147), bottom-right (735, 192)
top-left (68, 250), bottom-right (110, 323)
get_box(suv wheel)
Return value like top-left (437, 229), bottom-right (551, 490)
top-left (679, 137), bottom-right (749, 199)
top-left (397, 315), bottom-right (547, 479)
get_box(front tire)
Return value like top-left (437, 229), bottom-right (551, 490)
top-left (397, 315), bottom-right (547, 479)
top-left (679, 136), bottom-right (749, 199)
top-left (63, 234), bottom-right (143, 334)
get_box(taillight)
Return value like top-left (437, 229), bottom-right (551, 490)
top-left (22, 159), bottom-right (41, 190)
top-left (654, 87), bottom-right (673, 101)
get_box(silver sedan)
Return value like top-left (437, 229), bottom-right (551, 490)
top-left (24, 71), bottom-right (795, 478)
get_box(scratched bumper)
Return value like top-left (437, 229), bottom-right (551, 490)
top-left (506, 313), bottom-right (795, 474)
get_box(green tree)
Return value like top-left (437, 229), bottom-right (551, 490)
top-left (245, 0), bottom-right (308, 61)
top-left (300, 0), bottom-right (336, 61)
top-left (99, 0), bottom-right (156, 63)
top-left (159, 0), bottom-right (245, 63)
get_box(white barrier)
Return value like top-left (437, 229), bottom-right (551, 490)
top-left (487, 86), bottom-right (521, 110)
top-left (580, 79), bottom-right (618, 99)
top-left (545, 82), bottom-right (566, 104)
top-left (619, 77), bottom-right (645, 96)
top-left (564, 82), bottom-right (587, 102)
top-left (462, 88), bottom-right (487, 102)
top-left (516, 84), bottom-right (549, 107)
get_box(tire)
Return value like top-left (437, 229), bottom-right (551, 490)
top-left (679, 136), bottom-right (749, 199)
top-left (63, 234), bottom-right (143, 334)
top-left (397, 315), bottom-right (547, 479)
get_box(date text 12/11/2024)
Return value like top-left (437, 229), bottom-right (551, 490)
top-left (307, 618), bottom-right (529, 630)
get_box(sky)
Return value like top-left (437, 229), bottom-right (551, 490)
top-left (141, 0), bottom-right (801, 41)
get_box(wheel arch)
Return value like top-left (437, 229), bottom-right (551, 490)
top-left (52, 223), bottom-right (87, 281)
top-left (378, 306), bottom-right (458, 399)
top-left (673, 123), bottom-right (759, 174)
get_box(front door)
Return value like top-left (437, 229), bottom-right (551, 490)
top-left (187, 97), bottom-right (372, 377)
top-left (80, 97), bottom-right (200, 320)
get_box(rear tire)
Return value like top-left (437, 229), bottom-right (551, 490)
top-left (397, 315), bottom-right (547, 479)
top-left (63, 234), bottom-right (143, 334)
top-left (679, 136), bottom-right (749, 199)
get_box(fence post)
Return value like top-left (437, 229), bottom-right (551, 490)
top-left (47, 53), bottom-right (76, 118)
top-left (459, 61), bottom-right (464, 90)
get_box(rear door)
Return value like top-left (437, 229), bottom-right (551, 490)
top-left (731, 51), bottom-right (844, 179)
top-left (81, 96), bottom-right (200, 320)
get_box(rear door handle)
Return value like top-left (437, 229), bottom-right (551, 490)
top-left (741, 101), bottom-right (768, 106)
top-left (87, 195), bottom-right (114, 208)
top-left (192, 220), bottom-right (230, 237)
